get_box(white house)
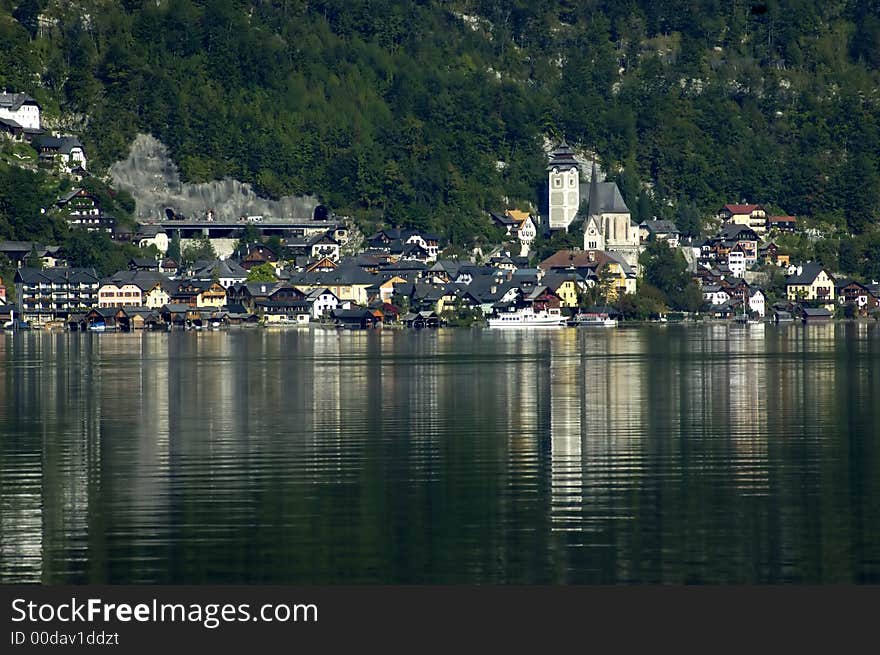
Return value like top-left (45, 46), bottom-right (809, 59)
top-left (404, 233), bottom-right (440, 262)
top-left (749, 289), bottom-right (766, 317)
top-left (306, 287), bottom-right (340, 319)
top-left (0, 92), bottom-right (41, 131)
top-left (517, 216), bottom-right (537, 256)
top-left (728, 250), bottom-right (746, 278)
top-left (702, 285), bottom-right (731, 306)
top-left (309, 234), bottom-right (341, 262)
top-left (34, 135), bottom-right (87, 172)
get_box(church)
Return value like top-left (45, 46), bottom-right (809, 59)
top-left (545, 142), bottom-right (642, 272)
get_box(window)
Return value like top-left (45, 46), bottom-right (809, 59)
top-left (553, 178), bottom-right (562, 188)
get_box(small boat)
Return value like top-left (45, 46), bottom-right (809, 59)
top-left (488, 306), bottom-right (567, 328)
top-left (88, 322), bottom-right (106, 332)
top-left (570, 313), bottom-right (618, 328)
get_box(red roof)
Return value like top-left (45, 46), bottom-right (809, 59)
top-left (768, 215), bottom-right (796, 223)
top-left (722, 204), bottom-right (762, 214)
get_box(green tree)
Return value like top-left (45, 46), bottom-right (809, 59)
top-left (181, 236), bottom-right (216, 265)
top-left (246, 262), bottom-right (278, 282)
top-left (167, 232), bottom-right (182, 263)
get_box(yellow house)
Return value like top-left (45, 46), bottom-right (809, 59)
top-left (293, 282), bottom-right (371, 307)
top-left (143, 282), bottom-right (171, 309)
top-left (718, 203), bottom-right (767, 233)
top-left (541, 274), bottom-right (581, 308)
top-left (602, 261), bottom-right (637, 300)
top-left (379, 276), bottom-right (408, 303)
top-left (786, 264), bottom-right (834, 305)
top-left (196, 282), bottom-right (227, 308)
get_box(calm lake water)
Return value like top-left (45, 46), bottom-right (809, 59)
top-left (1, 324), bottom-right (879, 584)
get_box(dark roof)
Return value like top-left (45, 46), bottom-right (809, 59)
top-left (719, 224), bottom-right (759, 240)
top-left (130, 258), bottom-right (159, 268)
top-left (289, 264), bottom-right (378, 286)
top-left (547, 142), bottom-right (580, 170)
top-left (331, 308), bottom-right (374, 319)
top-left (191, 258), bottom-right (248, 279)
top-left (802, 307), bottom-right (833, 317)
top-left (642, 219), bottom-right (679, 235)
top-left (787, 263), bottom-right (829, 286)
top-left (581, 161), bottom-right (629, 216)
top-left (0, 92), bottom-right (39, 111)
top-left (33, 135), bottom-right (84, 155)
top-left (15, 267), bottom-right (99, 285)
top-left (103, 270), bottom-right (170, 290)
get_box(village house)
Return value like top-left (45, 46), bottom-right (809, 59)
top-left (718, 203), bottom-right (767, 233)
top-left (190, 259), bottom-right (249, 288)
top-left (786, 264), bottom-right (835, 307)
top-left (702, 284), bottom-right (731, 306)
top-left (306, 288), bottom-right (341, 319)
top-left (309, 233), bottom-right (341, 262)
top-left (835, 279), bottom-right (878, 313)
top-left (170, 280), bottom-right (227, 308)
top-left (727, 248), bottom-right (747, 277)
top-left (0, 241), bottom-right (65, 268)
top-left (367, 228), bottom-right (441, 262)
top-left (0, 91), bottom-right (41, 138)
top-left (238, 244), bottom-right (279, 270)
top-left (226, 282), bottom-right (278, 313)
top-left (638, 219), bottom-right (681, 247)
top-left (491, 210), bottom-right (537, 256)
top-left (14, 267), bottom-right (100, 323)
top-left (767, 215), bottom-right (797, 232)
top-left (134, 224), bottom-right (170, 254)
top-left (331, 307), bottom-right (381, 329)
top-left (55, 188), bottom-right (114, 232)
top-left (304, 256), bottom-right (338, 273)
top-left (748, 289), bottom-right (766, 317)
top-left (540, 273), bottom-right (583, 309)
top-left (33, 135), bottom-right (87, 172)
top-left (759, 241), bottom-right (791, 267)
top-left (98, 278), bottom-right (144, 308)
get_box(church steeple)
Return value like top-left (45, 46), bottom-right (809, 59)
top-left (587, 161), bottom-right (599, 217)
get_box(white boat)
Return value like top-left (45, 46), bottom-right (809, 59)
top-left (487, 306), bottom-right (566, 328)
top-left (570, 313), bottom-right (618, 328)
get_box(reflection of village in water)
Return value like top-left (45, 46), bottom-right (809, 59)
top-left (0, 323), bottom-right (877, 583)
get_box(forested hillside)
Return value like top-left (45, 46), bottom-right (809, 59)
top-left (2, 0), bottom-right (880, 244)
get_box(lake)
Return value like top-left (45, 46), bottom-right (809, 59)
top-left (1, 324), bottom-right (879, 583)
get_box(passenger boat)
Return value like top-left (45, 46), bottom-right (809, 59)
top-left (487, 306), bottom-right (567, 328)
top-left (569, 312), bottom-right (618, 328)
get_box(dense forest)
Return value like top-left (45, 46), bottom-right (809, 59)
top-left (2, 1), bottom-right (880, 271)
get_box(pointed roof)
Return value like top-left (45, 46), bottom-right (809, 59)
top-left (547, 142), bottom-right (580, 170)
top-left (586, 163), bottom-right (630, 216)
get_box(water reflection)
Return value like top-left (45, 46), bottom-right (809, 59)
top-left (1, 325), bottom-right (880, 583)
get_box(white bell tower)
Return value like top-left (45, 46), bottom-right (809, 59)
top-left (547, 142), bottom-right (580, 231)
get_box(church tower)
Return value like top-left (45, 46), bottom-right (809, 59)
top-left (583, 161), bottom-right (642, 273)
top-left (547, 142), bottom-right (580, 231)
